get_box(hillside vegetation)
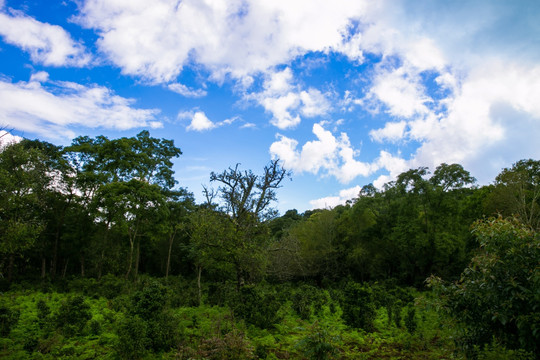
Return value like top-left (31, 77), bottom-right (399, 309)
top-left (1, 132), bottom-right (538, 359)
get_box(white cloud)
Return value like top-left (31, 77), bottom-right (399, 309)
top-left (364, 60), bottom-right (540, 188)
top-left (183, 111), bottom-right (238, 132)
top-left (0, 9), bottom-right (90, 67)
top-left (249, 68), bottom-right (332, 129)
top-left (410, 61), bottom-right (540, 174)
top-left (369, 121), bottom-right (407, 143)
top-left (309, 185), bottom-right (362, 209)
top-left (0, 74), bottom-right (160, 139)
top-left (29, 71), bottom-right (49, 83)
top-left (0, 130), bottom-right (23, 149)
top-left (372, 151), bottom-right (409, 187)
top-left (168, 83), bottom-right (207, 98)
top-left (76, 0), bottom-right (369, 83)
top-left (366, 67), bottom-right (431, 118)
top-left (300, 89), bottom-right (331, 117)
top-left (270, 122), bottom-right (376, 183)
top-left (264, 68), bottom-right (295, 94)
top-left (186, 111), bottom-right (215, 132)
top-left (263, 92), bottom-right (301, 129)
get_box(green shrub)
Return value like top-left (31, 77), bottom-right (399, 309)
top-left (230, 285), bottom-right (282, 329)
top-left (341, 281), bottom-right (376, 332)
top-left (36, 299), bottom-right (51, 330)
top-left (207, 282), bottom-right (236, 307)
top-left (124, 280), bottom-right (183, 353)
top-left (296, 322), bottom-right (339, 360)
top-left (405, 306), bottom-right (417, 334)
top-left (23, 334), bottom-right (39, 353)
top-left (476, 340), bottom-right (534, 360)
top-left (96, 274), bottom-right (128, 299)
top-left (167, 277), bottom-right (201, 307)
top-left (393, 300), bottom-right (402, 328)
top-left (88, 318), bottom-right (102, 335)
top-left (54, 294), bottom-right (91, 336)
top-left (67, 277), bottom-right (97, 295)
top-left (147, 310), bottom-right (182, 352)
top-left (130, 280), bottom-right (167, 320)
top-left (116, 315), bottom-right (149, 360)
top-left (428, 218), bottom-right (540, 354)
top-left (0, 304), bottom-right (19, 337)
top-left (291, 284), bottom-right (328, 320)
top-left (196, 330), bottom-right (254, 360)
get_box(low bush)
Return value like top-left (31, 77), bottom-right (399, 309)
top-left (340, 281), bottom-right (376, 332)
top-left (230, 285), bottom-right (282, 329)
top-left (0, 304), bottom-right (19, 337)
top-left (54, 294), bottom-right (91, 336)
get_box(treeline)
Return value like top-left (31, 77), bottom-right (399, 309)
top-left (2, 131), bottom-right (537, 285)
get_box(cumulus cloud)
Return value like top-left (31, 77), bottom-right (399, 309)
top-left (249, 68), bottom-right (331, 129)
top-left (361, 60), bottom-right (540, 188)
top-left (309, 185), bottom-right (362, 209)
top-left (410, 61), bottom-right (540, 174)
top-left (76, 0), bottom-right (369, 83)
top-left (181, 110), bottom-right (238, 132)
top-left (0, 9), bottom-right (90, 67)
top-left (270, 122), bottom-right (376, 183)
top-left (0, 130), bottom-right (23, 149)
top-left (0, 73), bottom-right (160, 139)
top-left (308, 149), bottom-right (410, 208)
top-left (366, 66), bottom-right (432, 118)
top-left (369, 121), bottom-right (407, 143)
top-left (186, 111), bottom-right (215, 132)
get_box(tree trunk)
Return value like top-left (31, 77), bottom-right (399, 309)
top-left (197, 265), bottom-right (202, 306)
top-left (41, 257), bottom-right (46, 278)
top-left (62, 259), bottom-right (69, 278)
top-left (165, 229), bottom-right (177, 280)
top-left (7, 254), bottom-right (14, 282)
top-left (98, 249), bottom-right (104, 280)
top-left (125, 238), bottom-right (134, 280)
top-left (134, 238), bottom-right (140, 280)
top-left (80, 254), bottom-right (85, 277)
top-left (51, 227), bottom-right (60, 279)
top-left (235, 264), bottom-right (244, 292)
top-left (125, 223), bottom-right (138, 280)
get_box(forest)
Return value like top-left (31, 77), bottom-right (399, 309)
top-left (0, 131), bottom-right (538, 359)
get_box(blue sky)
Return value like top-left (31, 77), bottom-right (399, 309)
top-left (1, 0), bottom-right (540, 213)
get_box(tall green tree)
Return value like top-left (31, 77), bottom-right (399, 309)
top-left (0, 140), bottom-right (53, 280)
top-left (64, 131), bottom-right (184, 279)
top-left (486, 159), bottom-right (540, 230)
top-left (429, 217), bottom-right (539, 355)
top-left (288, 210), bottom-right (339, 282)
top-left (208, 160), bottom-right (289, 288)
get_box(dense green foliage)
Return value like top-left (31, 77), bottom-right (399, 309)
top-left (1, 132), bottom-right (538, 358)
top-left (429, 217), bottom-right (540, 356)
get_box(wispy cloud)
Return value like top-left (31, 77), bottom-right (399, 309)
top-left (0, 73), bottom-right (160, 139)
top-left (168, 83), bottom-right (207, 98)
top-left (0, 8), bottom-right (90, 67)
